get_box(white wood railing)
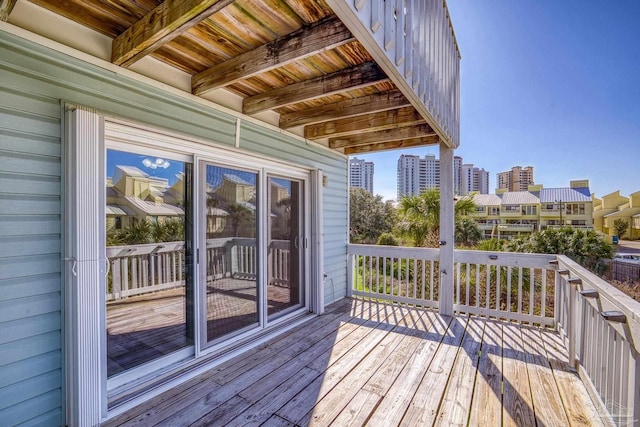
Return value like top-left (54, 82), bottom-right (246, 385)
top-left (347, 243), bottom-right (640, 425)
top-left (328, 0), bottom-right (461, 147)
top-left (106, 241), bottom-right (185, 301)
top-left (107, 238), bottom-right (291, 301)
top-left (555, 255), bottom-right (640, 425)
top-left (347, 245), bottom-right (555, 325)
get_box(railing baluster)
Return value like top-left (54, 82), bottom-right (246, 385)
top-left (496, 265), bottom-right (501, 312)
top-left (541, 268), bottom-right (547, 318)
top-left (475, 263), bottom-right (480, 309)
top-left (371, 0), bottom-right (383, 33)
top-left (506, 266), bottom-right (512, 313)
top-left (384, 0), bottom-right (395, 51)
top-left (485, 264), bottom-right (490, 314)
top-left (455, 262), bottom-right (460, 306)
top-left (404, 0), bottom-right (413, 78)
top-left (465, 262), bottom-right (470, 307)
top-left (412, 258), bottom-right (417, 299)
top-left (429, 260), bottom-right (434, 301)
top-left (517, 267), bottom-right (523, 317)
top-left (395, 0), bottom-right (405, 67)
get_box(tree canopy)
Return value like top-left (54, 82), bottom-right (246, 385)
top-left (613, 218), bottom-right (629, 238)
top-left (506, 227), bottom-right (614, 275)
top-left (349, 188), bottom-right (396, 244)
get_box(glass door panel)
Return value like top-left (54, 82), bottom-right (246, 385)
top-left (267, 177), bottom-right (304, 319)
top-left (105, 149), bottom-right (193, 378)
top-left (204, 165), bottom-right (259, 343)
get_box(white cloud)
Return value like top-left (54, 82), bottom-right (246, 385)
top-left (142, 157), bottom-right (171, 169)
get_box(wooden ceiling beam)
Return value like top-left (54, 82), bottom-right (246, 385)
top-left (279, 90), bottom-right (410, 129)
top-left (304, 106), bottom-right (424, 140)
top-left (192, 16), bottom-right (355, 96)
top-left (243, 61), bottom-right (388, 115)
top-left (344, 135), bottom-right (440, 155)
top-left (0, 0), bottom-right (17, 21)
top-left (329, 124), bottom-right (436, 149)
top-left (112, 0), bottom-right (234, 67)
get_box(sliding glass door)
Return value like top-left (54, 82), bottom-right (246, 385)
top-left (267, 176), bottom-right (305, 320)
top-left (202, 164), bottom-right (260, 345)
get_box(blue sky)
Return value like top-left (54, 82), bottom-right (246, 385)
top-left (356, 0), bottom-right (640, 201)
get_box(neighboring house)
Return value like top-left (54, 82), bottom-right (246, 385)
top-left (593, 190), bottom-right (630, 235)
top-left (0, 0), bottom-right (460, 425)
top-left (472, 180), bottom-right (594, 238)
top-left (106, 165), bottom-right (185, 234)
top-left (598, 191), bottom-right (640, 239)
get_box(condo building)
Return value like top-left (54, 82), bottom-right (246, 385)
top-left (472, 180), bottom-right (593, 238)
top-left (349, 157), bottom-right (374, 194)
top-left (398, 154), bottom-right (488, 198)
top-left (461, 163), bottom-right (489, 195)
top-left (497, 166), bottom-right (534, 192)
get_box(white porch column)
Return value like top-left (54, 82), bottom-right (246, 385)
top-left (439, 142), bottom-right (454, 316)
top-left (65, 106), bottom-right (106, 425)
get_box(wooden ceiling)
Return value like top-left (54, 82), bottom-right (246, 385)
top-left (5, 0), bottom-right (440, 154)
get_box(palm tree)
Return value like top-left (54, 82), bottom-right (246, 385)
top-left (227, 204), bottom-right (253, 236)
top-left (397, 189), bottom-right (477, 247)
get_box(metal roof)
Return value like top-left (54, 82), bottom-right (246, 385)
top-left (124, 196), bottom-right (184, 216)
top-left (540, 188), bottom-right (591, 203)
top-left (472, 194), bottom-right (502, 206)
top-left (106, 204), bottom-right (130, 216)
top-left (501, 191), bottom-right (539, 205)
top-left (116, 165), bottom-right (149, 178)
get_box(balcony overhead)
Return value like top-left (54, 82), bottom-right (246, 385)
top-left (2, 0), bottom-right (460, 154)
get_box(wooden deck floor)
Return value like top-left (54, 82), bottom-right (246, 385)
top-left (105, 299), bottom-right (607, 426)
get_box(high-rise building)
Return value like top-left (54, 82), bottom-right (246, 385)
top-left (397, 155), bottom-right (422, 198)
top-left (349, 157), bottom-right (374, 194)
top-left (397, 154), bottom-right (440, 198)
top-left (454, 156), bottom-right (463, 196)
top-left (397, 154), bottom-right (483, 198)
top-left (461, 164), bottom-right (489, 195)
top-left (497, 166), bottom-right (534, 192)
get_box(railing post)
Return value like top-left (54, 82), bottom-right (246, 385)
top-left (346, 252), bottom-right (354, 298)
top-left (567, 277), bottom-right (581, 369)
top-left (439, 142), bottom-right (454, 316)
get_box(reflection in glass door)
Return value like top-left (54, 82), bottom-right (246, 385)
top-left (105, 149), bottom-right (194, 378)
top-left (203, 164), bottom-right (259, 343)
top-left (268, 177), bottom-right (304, 319)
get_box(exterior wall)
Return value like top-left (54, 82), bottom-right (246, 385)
top-left (0, 30), bottom-right (348, 425)
top-left (0, 60), bottom-right (64, 426)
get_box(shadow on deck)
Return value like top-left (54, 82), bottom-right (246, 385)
top-left (104, 298), bottom-right (607, 426)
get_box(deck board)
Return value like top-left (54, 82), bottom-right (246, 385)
top-left (469, 319), bottom-right (503, 426)
top-left (105, 299), bottom-right (605, 427)
top-left (501, 321), bottom-right (536, 427)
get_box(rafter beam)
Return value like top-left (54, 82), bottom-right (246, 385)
top-left (344, 135), bottom-right (440, 155)
top-left (304, 106), bottom-right (424, 140)
top-left (329, 124), bottom-right (435, 149)
top-left (112, 0), bottom-right (234, 67)
top-left (279, 90), bottom-right (409, 129)
top-left (193, 16), bottom-right (355, 96)
top-left (0, 0), bottom-right (17, 21)
top-left (243, 61), bottom-right (388, 115)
